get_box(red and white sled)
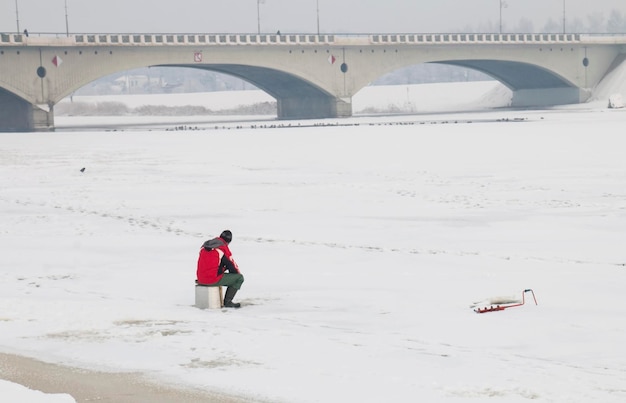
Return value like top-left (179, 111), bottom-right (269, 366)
top-left (474, 289), bottom-right (538, 314)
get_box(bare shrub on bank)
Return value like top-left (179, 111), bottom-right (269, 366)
top-left (56, 101), bottom-right (130, 116)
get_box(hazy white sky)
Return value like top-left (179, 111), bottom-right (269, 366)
top-left (1, 0), bottom-right (625, 35)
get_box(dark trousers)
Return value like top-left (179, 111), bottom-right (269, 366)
top-left (214, 273), bottom-right (244, 290)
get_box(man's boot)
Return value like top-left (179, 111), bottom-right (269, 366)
top-left (223, 287), bottom-right (241, 308)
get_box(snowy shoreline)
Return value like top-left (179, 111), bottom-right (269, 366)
top-left (0, 352), bottom-right (248, 402)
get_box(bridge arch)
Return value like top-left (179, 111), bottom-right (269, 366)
top-left (165, 64), bottom-right (338, 119)
top-left (343, 47), bottom-right (591, 110)
top-left (440, 60), bottom-right (574, 90)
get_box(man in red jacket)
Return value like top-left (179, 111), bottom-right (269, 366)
top-left (196, 230), bottom-right (244, 308)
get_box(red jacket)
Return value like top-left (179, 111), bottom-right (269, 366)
top-left (196, 237), bottom-right (239, 285)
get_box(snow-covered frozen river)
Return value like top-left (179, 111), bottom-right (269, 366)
top-left (2, 80), bottom-right (626, 402)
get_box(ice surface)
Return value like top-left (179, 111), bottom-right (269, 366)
top-left (2, 75), bottom-right (626, 402)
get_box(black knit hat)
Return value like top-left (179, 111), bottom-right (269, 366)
top-left (220, 230), bottom-right (233, 243)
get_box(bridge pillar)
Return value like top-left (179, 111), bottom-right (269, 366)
top-left (0, 91), bottom-right (54, 132)
top-left (277, 95), bottom-right (352, 119)
top-left (334, 98), bottom-right (353, 118)
top-left (511, 87), bottom-right (591, 108)
top-left (31, 106), bottom-right (55, 132)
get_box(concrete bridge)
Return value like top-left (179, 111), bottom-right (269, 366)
top-left (1, 32), bottom-right (626, 131)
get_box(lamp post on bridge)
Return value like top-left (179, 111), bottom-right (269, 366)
top-left (316, 0), bottom-right (320, 35)
top-left (14, 0), bottom-right (20, 33)
top-left (257, 0), bottom-right (264, 34)
top-left (499, 0), bottom-right (508, 34)
top-left (65, 0), bottom-right (70, 36)
top-left (562, 0), bottom-right (566, 34)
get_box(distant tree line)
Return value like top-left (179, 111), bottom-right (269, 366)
top-left (466, 8), bottom-right (626, 34)
top-left (55, 100), bottom-right (277, 116)
top-left (74, 67), bottom-right (258, 96)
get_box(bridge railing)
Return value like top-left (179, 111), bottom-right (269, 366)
top-left (0, 33), bottom-right (337, 46)
top-left (370, 33), bottom-right (582, 44)
top-left (74, 33), bottom-right (338, 45)
top-left (3, 32), bottom-right (626, 46)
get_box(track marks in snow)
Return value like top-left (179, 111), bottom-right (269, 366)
top-left (4, 197), bottom-right (621, 267)
top-left (45, 319), bottom-right (194, 343)
top-left (2, 197), bottom-right (193, 237)
top-left (245, 235), bottom-right (617, 267)
top-left (446, 386), bottom-right (540, 400)
top-left (182, 356), bottom-right (261, 370)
